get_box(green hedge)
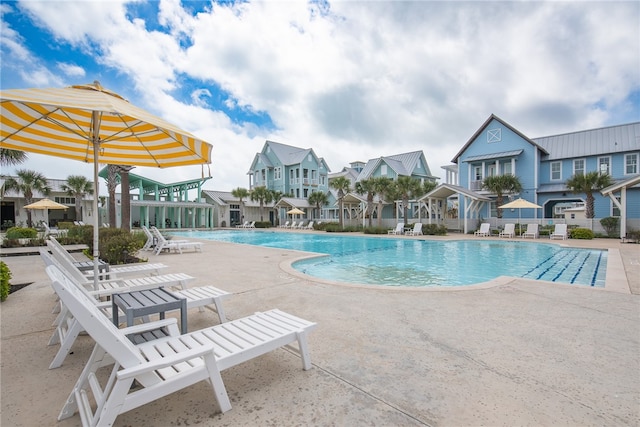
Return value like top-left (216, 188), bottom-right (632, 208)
top-left (0, 261), bottom-right (11, 302)
top-left (570, 228), bottom-right (594, 240)
top-left (6, 227), bottom-right (38, 239)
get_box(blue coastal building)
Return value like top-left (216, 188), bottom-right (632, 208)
top-left (422, 114), bottom-right (640, 237)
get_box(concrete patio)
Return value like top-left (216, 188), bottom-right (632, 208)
top-left (1, 232), bottom-right (639, 426)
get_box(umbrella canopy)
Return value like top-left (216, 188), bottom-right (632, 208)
top-left (499, 198), bottom-right (542, 209)
top-left (1, 81), bottom-right (213, 288)
top-left (24, 198), bottom-right (69, 227)
top-left (23, 198), bottom-right (69, 210)
top-left (287, 208), bottom-right (305, 215)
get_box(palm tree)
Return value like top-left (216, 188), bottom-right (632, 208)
top-left (62, 175), bottom-right (94, 223)
top-left (0, 149), bottom-right (27, 166)
top-left (371, 176), bottom-right (393, 227)
top-left (308, 191), bottom-right (329, 220)
top-left (354, 179), bottom-right (376, 227)
top-left (565, 171), bottom-right (613, 218)
top-left (118, 166), bottom-right (134, 231)
top-left (231, 187), bottom-right (250, 223)
top-left (3, 169), bottom-right (51, 227)
top-left (329, 176), bottom-right (351, 228)
top-left (395, 176), bottom-right (421, 223)
top-left (105, 165), bottom-right (120, 227)
top-left (250, 186), bottom-right (271, 221)
top-left (482, 175), bottom-right (523, 218)
top-left (269, 190), bottom-right (283, 225)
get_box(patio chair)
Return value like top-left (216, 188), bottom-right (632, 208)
top-left (278, 221), bottom-right (290, 229)
top-left (48, 264), bottom-right (316, 426)
top-left (287, 221), bottom-right (298, 229)
top-left (405, 223), bottom-right (423, 236)
top-left (499, 223), bottom-right (515, 238)
top-left (141, 225), bottom-right (156, 251)
top-left (388, 222), bottom-right (404, 235)
top-left (474, 223), bottom-right (490, 237)
top-left (48, 237), bottom-right (167, 279)
top-left (522, 223), bottom-right (539, 239)
top-left (42, 254), bottom-right (231, 369)
top-left (245, 221), bottom-right (256, 229)
top-left (41, 221), bottom-right (64, 237)
top-left (236, 221), bottom-right (249, 228)
top-left (150, 226), bottom-right (202, 255)
top-left (550, 223), bottom-right (568, 240)
top-left (304, 221), bottom-right (315, 230)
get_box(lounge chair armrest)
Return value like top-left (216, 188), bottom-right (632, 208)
top-left (116, 344), bottom-right (216, 380)
top-left (119, 318), bottom-right (179, 336)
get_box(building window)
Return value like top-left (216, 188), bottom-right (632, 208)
top-left (274, 167), bottom-right (281, 180)
top-left (573, 159), bottom-right (585, 176)
top-left (381, 164), bottom-right (387, 176)
top-left (598, 156), bottom-right (611, 175)
top-left (488, 165), bottom-right (496, 177)
top-left (551, 162), bottom-right (561, 180)
top-left (474, 166), bottom-right (482, 181)
top-left (612, 196), bottom-right (621, 217)
top-left (303, 189), bottom-right (308, 198)
top-left (625, 153), bottom-right (638, 175)
top-left (503, 162), bottom-right (512, 175)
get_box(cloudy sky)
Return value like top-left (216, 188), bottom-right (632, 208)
top-left (1, 0), bottom-right (639, 193)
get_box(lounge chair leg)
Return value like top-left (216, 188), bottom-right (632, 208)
top-left (203, 352), bottom-right (232, 413)
top-left (295, 331), bottom-right (313, 371)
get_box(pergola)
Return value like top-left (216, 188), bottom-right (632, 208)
top-left (417, 183), bottom-right (491, 234)
top-left (600, 174), bottom-right (640, 239)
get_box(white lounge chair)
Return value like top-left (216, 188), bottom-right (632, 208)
top-left (141, 225), bottom-right (156, 251)
top-left (388, 222), bottom-right (404, 235)
top-left (245, 221), bottom-right (256, 229)
top-left (278, 221), bottom-right (290, 229)
top-left (150, 226), bottom-right (202, 255)
top-left (550, 223), bottom-right (568, 240)
top-left (405, 223), bottom-right (423, 236)
top-left (43, 260), bottom-right (231, 369)
top-left (522, 223), bottom-right (539, 239)
top-left (48, 237), bottom-right (167, 279)
top-left (48, 264), bottom-right (316, 426)
top-left (304, 221), bottom-right (315, 230)
top-left (41, 221), bottom-right (64, 237)
top-left (499, 223), bottom-right (515, 238)
top-left (288, 221), bottom-right (298, 229)
top-left (474, 223), bottom-right (490, 237)
top-left (236, 221), bottom-right (249, 228)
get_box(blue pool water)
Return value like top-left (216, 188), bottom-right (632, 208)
top-left (171, 230), bottom-right (607, 288)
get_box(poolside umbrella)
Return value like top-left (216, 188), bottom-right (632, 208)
top-left (24, 198), bottom-right (69, 226)
top-left (287, 208), bottom-right (305, 215)
top-left (1, 81), bottom-right (213, 288)
top-left (499, 198), bottom-right (542, 235)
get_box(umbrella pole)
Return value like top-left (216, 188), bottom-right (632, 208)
top-left (92, 113), bottom-right (100, 290)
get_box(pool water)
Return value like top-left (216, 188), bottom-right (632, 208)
top-left (171, 230), bottom-right (607, 288)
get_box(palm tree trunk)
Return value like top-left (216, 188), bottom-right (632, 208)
top-left (121, 169), bottom-right (130, 231)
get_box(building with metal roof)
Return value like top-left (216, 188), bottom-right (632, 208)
top-left (428, 114), bottom-right (640, 236)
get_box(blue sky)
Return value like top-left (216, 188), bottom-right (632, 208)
top-left (1, 0), bottom-right (639, 192)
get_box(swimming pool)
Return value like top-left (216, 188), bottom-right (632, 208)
top-left (171, 230), bottom-right (607, 288)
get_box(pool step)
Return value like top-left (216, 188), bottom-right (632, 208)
top-left (521, 249), bottom-right (606, 287)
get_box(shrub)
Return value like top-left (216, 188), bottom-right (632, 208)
top-left (0, 261), bottom-right (11, 302)
top-left (6, 227), bottom-right (38, 239)
top-left (422, 224), bottom-right (447, 235)
top-left (96, 228), bottom-right (144, 265)
top-left (255, 221), bottom-right (272, 228)
top-left (570, 228), bottom-right (594, 240)
top-left (600, 217), bottom-right (619, 237)
top-left (363, 226), bottom-right (389, 234)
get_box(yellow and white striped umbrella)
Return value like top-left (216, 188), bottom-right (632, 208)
top-left (0, 81), bottom-right (212, 167)
top-left (0, 81), bottom-right (213, 288)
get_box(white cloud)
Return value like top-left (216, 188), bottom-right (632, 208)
top-left (3, 0), bottom-right (639, 193)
